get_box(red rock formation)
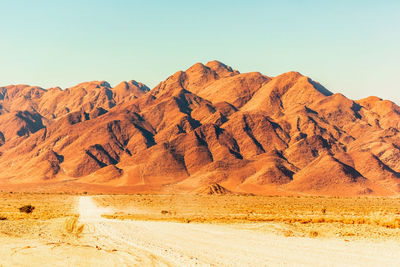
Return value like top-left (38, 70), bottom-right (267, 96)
top-left (0, 61), bottom-right (399, 196)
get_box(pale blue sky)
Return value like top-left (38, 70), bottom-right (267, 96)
top-left (0, 0), bottom-right (399, 102)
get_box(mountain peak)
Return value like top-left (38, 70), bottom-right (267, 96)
top-left (113, 80), bottom-right (150, 101)
top-left (68, 81), bottom-right (111, 91)
top-left (275, 71), bottom-right (304, 80)
top-left (205, 60), bottom-right (230, 70)
top-left (273, 72), bottom-right (332, 96)
top-left (206, 60), bottom-right (240, 77)
top-left (127, 80), bottom-right (150, 90)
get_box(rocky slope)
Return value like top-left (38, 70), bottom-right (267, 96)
top-left (0, 61), bottom-right (399, 196)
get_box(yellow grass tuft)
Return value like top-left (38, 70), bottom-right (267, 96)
top-left (64, 216), bottom-right (85, 236)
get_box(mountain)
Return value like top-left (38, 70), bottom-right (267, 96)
top-left (0, 60), bottom-right (399, 196)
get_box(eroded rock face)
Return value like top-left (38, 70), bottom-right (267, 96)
top-left (0, 60), bottom-right (399, 196)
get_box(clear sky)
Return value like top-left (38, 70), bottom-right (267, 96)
top-left (0, 0), bottom-right (399, 102)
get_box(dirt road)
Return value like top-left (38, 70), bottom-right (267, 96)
top-left (76, 196), bottom-right (400, 266)
top-left (1, 196), bottom-right (400, 266)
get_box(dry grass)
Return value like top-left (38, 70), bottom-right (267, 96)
top-left (64, 217), bottom-right (85, 236)
top-left (94, 194), bottom-right (400, 240)
top-left (0, 193), bottom-right (77, 239)
top-left (1, 193), bottom-right (399, 240)
top-left (0, 193), bottom-right (76, 221)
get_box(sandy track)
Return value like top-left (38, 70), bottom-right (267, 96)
top-left (77, 196), bottom-right (400, 266)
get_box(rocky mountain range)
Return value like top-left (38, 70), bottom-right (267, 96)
top-left (0, 61), bottom-right (399, 196)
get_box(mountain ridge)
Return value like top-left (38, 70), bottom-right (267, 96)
top-left (0, 60), bottom-right (399, 196)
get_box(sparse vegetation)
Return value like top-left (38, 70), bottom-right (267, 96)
top-left (95, 194), bottom-right (400, 240)
top-left (0, 193), bottom-right (76, 221)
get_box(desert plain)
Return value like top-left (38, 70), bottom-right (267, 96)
top-left (0, 192), bottom-right (400, 266)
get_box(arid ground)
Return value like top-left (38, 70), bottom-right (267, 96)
top-left (1, 193), bottom-right (400, 266)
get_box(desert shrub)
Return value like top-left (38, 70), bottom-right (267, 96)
top-left (19, 205), bottom-right (35, 213)
top-left (309, 231), bottom-right (319, 238)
